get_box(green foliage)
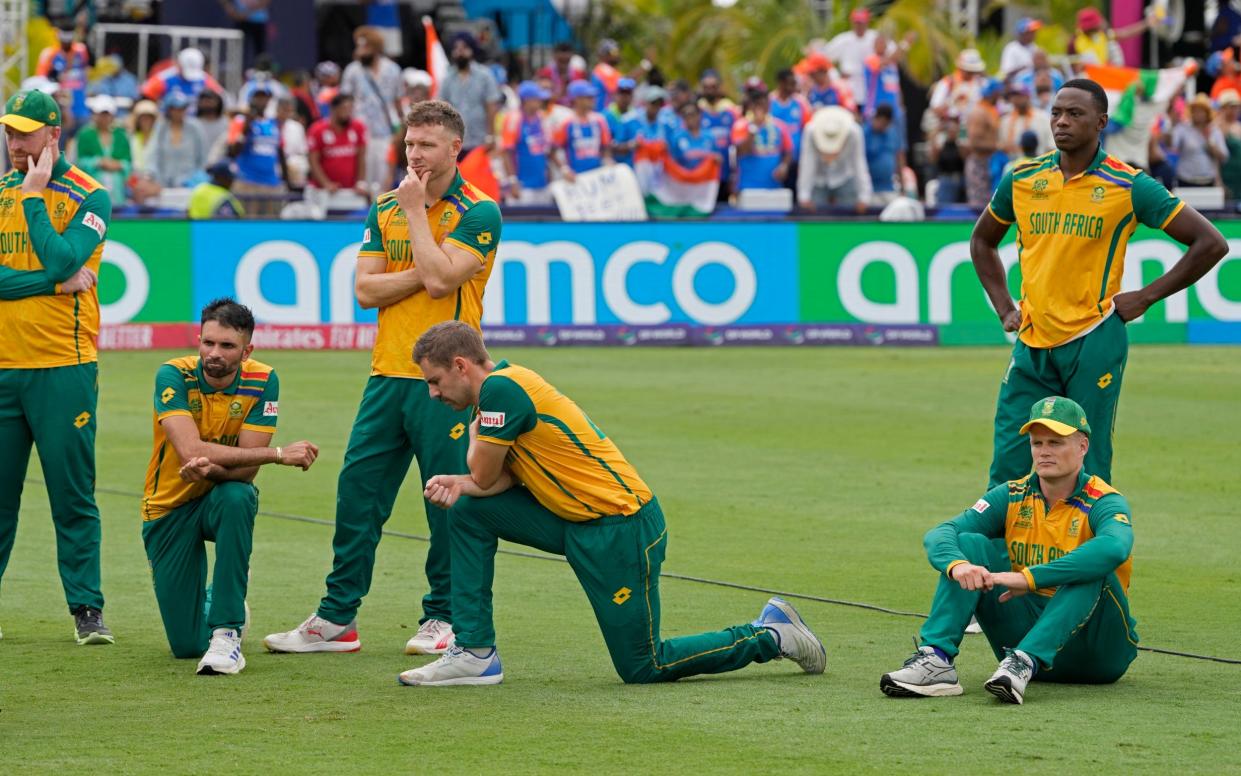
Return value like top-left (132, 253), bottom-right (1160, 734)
top-left (2, 347), bottom-right (1239, 772)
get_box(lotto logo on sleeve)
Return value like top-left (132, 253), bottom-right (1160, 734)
top-left (263, 401), bottom-right (279, 417)
top-left (479, 411), bottom-right (506, 428)
top-left (971, 499), bottom-right (989, 513)
top-left (81, 211), bottom-right (107, 239)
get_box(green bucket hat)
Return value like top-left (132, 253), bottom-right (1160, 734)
top-left (1020, 396), bottom-right (1091, 437)
top-left (0, 90), bottom-right (62, 133)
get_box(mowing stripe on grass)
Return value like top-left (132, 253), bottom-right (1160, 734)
top-left (65, 479), bottom-right (1241, 666)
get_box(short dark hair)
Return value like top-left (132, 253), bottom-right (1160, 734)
top-left (201, 297), bottom-right (255, 337)
top-left (776, 68), bottom-right (795, 82)
top-left (874, 103), bottom-right (894, 121)
top-left (330, 92), bottom-right (353, 109)
top-left (413, 321), bottom-right (490, 368)
top-left (1059, 78), bottom-right (1108, 114)
top-left (404, 99), bottom-right (465, 140)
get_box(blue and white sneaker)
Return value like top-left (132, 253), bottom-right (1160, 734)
top-left (398, 645), bottom-right (503, 686)
top-left (197, 628), bottom-right (245, 675)
top-left (754, 597), bottom-right (827, 674)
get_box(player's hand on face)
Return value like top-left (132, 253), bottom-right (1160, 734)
top-left (950, 563), bottom-right (993, 591)
top-left (59, 266), bottom-right (97, 294)
top-left (396, 165), bottom-right (428, 210)
top-left (991, 571), bottom-right (1031, 602)
top-left (1001, 309), bottom-right (1022, 332)
top-left (21, 139), bottom-right (58, 194)
top-left (179, 456), bottom-right (213, 482)
top-left (281, 440), bottom-right (319, 470)
top-left (1111, 290), bottom-right (1150, 323)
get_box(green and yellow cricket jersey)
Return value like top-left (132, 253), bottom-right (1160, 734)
top-left (141, 356), bottom-right (279, 521)
top-left (0, 157), bottom-right (111, 368)
top-left (988, 147), bottom-right (1183, 349)
top-left (475, 361), bottom-right (653, 521)
top-left (358, 171), bottom-right (501, 380)
top-left (929, 470), bottom-right (1133, 597)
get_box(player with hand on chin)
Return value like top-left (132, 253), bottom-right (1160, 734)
top-left (264, 101), bottom-right (501, 658)
top-left (881, 396), bottom-right (1138, 705)
top-left (398, 322), bottom-right (826, 687)
top-left (142, 299), bottom-right (318, 676)
top-left (0, 90), bottom-right (113, 645)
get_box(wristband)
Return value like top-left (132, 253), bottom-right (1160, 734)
top-left (276, 446), bottom-right (283, 463)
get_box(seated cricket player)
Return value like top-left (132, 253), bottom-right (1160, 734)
top-left (141, 298), bottom-right (319, 675)
top-left (880, 396), bottom-right (1138, 704)
top-left (400, 321), bottom-right (827, 686)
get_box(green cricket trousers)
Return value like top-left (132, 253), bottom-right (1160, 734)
top-left (0, 363), bottom-right (103, 613)
top-left (142, 482), bottom-right (257, 659)
top-left (990, 314), bottom-right (1128, 488)
top-left (920, 533), bottom-right (1139, 682)
top-left (317, 375), bottom-right (470, 626)
top-left (450, 488), bottom-right (780, 683)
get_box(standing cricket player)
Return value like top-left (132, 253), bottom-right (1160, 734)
top-left (972, 78), bottom-right (1227, 487)
top-left (142, 299), bottom-right (319, 675)
top-left (264, 101), bottom-right (501, 655)
top-left (881, 396), bottom-right (1138, 705)
top-left (0, 90), bottom-right (113, 644)
top-left (398, 322), bottom-right (826, 686)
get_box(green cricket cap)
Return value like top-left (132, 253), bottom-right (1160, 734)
top-left (0, 90), bottom-right (62, 133)
top-left (1020, 396), bottom-right (1091, 437)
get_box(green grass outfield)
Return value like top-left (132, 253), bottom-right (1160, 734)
top-left (1, 346), bottom-right (1238, 774)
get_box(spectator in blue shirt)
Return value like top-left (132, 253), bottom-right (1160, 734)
top-left (227, 85), bottom-right (286, 216)
top-left (670, 101), bottom-right (719, 169)
top-left (500, 81), bottom-right (554, 204)
top-left (606, 77), bottom-right (637, 164)
top-left (552, 80), bottom-right (614, 180)
top-left (731, 80), bottom-right (792, 193)
top-left (863, 103), bottom-right (905, 205)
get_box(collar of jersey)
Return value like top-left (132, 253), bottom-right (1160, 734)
top-left (490, 359), bottom-right (510, 372)
top-left (1028, 468), bottom-right (1090, 504)
top-left (430, 170), bottom-right (466, 207)
top-left (1049, 145), bottom-right (1107, 182)
top-left (195, 359), bottom-right (241, 395)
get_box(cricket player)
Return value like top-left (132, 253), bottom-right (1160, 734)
top-left (0, 90), bottom-right (113, 644)
top-left (142, 299), bottom-right (319, 675)
top-left (264, 101), bottom-right (501, 656)
top-left (971, 78), bottom-right (1227, 487)
top-left (398, 322), bottom-right (826, 686)
top-left (881, 396), bottom-right (1138, 705)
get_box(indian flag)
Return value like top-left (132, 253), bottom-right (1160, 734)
top-left (1084, 62), bottom-right (1195, 125)
top-left (423, 16), bottom-right (450, 99)
top-left (633, 139), bottom-right (720, 218)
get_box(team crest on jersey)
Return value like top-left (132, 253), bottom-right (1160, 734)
top-left (228, 400), bottom-right (244, 418)
top-left (1031, 178), bottom-right (1049, 200)
top-left (1015, 505), bottom-right (1034, 528)
top-left (0, 196), bottom-right (14, 212)
top-left (54, 202), bottom-right (67, 218)
top-left (188, 398), bottom-right (202, 416)
top-left (1091, 185), bottom-right (1106, 203)
top-left (439, 210), bottom-right (453, 226)
top-left (479, 411), bottom-right (505, 428)
top-left (1068, 517), bottom-right (1081, 537)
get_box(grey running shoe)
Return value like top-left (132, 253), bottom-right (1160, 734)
top-left (754, 597), bottom-right (827, 674)
top-left (880, 645), bottom-right (963, 697)
top-left (73, 606), bottom-right (115, 645)
top-left (984, 648), bottom-right (1035, 704)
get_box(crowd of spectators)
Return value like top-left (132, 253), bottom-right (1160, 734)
top-left (17, 5), bottom-right (1241, 218)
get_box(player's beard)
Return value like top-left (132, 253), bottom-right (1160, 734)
top-left (202, 358), bottom-right (235, 379)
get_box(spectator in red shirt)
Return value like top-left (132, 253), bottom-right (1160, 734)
top-left (307, 93), bottom-right (369, 198)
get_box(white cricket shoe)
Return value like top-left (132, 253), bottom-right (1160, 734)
top-left (262, 613), bottom-right (361, 653)
top-left (984, 648), bottom-right (1035, 705)
top-left (753, 597), bottom-right (827, 674)
top-left (398, 645), bottom-right (503, 686)
top-left (965, 616), bottom-right (983, 634)
top-left (880, 645), bottom-right (964, 697)
top-left (404, 618), bottom-right (455, 655)
top-left (197, 628), bottom-right (246, 675)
